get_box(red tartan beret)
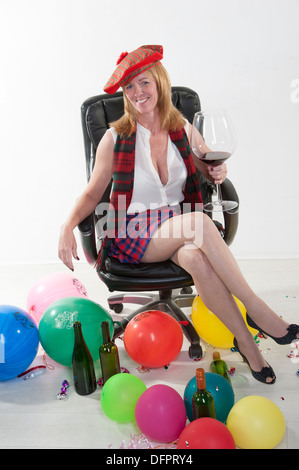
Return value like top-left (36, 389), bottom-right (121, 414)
top-left (103, 45), bottom-right (164, 94)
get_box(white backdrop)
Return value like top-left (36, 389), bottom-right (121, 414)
top-left (0, 0), bottom-right (298, 264)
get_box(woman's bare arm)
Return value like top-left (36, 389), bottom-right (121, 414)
top-left (58, 130), bottom-right (114, 270)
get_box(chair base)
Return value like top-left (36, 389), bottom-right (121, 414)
top-left (111, 288), bottom-right (203, 359)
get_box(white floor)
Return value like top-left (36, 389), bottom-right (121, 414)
top-left (0, 259), bottom-right (298, 449)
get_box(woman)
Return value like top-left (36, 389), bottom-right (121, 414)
top-left (59, 45), bottom-right (299, 384)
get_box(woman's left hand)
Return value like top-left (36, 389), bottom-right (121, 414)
top-left (207, 163), bottom-right (227, 185)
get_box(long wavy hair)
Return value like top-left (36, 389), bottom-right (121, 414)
top-left (109, 62), bottom-right (186, 136)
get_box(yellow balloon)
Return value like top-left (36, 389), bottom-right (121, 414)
top-left (191, 294), bottom-right (257, 348)
top-left (226, 396), bottom-right (286, 449)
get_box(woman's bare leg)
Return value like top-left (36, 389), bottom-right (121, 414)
top-left (142, 211), bottom-right (296, 339)
top-left (169, 244), bottom-right (273, 380)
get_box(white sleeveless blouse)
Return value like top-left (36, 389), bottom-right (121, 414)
top-left (108, 121), bottom-right (189, 214)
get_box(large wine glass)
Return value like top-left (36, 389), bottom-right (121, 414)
top-left (191, 109), bottom-right (238, 212)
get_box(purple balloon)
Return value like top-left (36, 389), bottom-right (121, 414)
top-left (135, 384), bottom-right (187, 443)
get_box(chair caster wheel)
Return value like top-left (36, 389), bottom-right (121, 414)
top-left (180, 286), bottom-right (193, 295)
top-left (110, 303), bottom-right (124, 314)
top-left (188, 343), bottom-right (203, 359)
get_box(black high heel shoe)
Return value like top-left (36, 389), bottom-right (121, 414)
top-left (233, 338), bottom-right (276, 384)
top-left (246, 313), bottom-right (299, 345)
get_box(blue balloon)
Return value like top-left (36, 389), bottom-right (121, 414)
top-left (0, 305), bottom-right (39, 381)
top-left (184, 372), bottom-right (235, 423)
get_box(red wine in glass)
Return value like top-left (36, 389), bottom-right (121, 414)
top-left (201, 151), bottom-right (231, 166)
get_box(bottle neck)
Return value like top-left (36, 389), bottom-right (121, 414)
top-left (73, 321), bottom-right (84, 342)
top-left (213, 351), bottom-right (221, 361)
top-left (195, 368), bottom-right (206, 390)
top-left (101, 321), bottom-right (111, 343)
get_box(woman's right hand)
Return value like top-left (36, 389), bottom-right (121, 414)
top-left (58, 224), bottom-right (79, 271)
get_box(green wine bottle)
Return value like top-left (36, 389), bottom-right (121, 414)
top-left (99, 321), bottom-right (121, 384)
top-left (192, 368), bottom-right (216, 419)
top-left (209, 351), bottom-right (231, 384)
top-left (72, 321), bottom-right (97, 395)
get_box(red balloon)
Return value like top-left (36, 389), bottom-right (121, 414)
top-left (177, 418), bottom-right (236, 449)
top-left (124, 310), bottom-right (183, 368)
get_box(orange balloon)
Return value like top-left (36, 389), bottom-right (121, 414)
top-left (124, 310), bottom-right (183, 368)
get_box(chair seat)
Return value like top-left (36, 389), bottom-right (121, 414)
top-left (99, 256), bottom-right (193, 292)
top-left (105, 256), bottom-right (190, 278)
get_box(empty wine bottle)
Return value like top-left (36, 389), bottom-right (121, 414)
top-left (192, 368), bottom-right (216, 419)
top-left (99, 321), bottom-right (120, 384)
top-left (72, 321), bottom-right (97, 395)
top-left (209, 351), bottom-right (231, 384)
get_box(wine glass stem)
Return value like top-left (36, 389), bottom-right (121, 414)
top-left (216, 184), bottom-right (223, 204)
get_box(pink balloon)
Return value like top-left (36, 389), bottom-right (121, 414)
top-left (26, 272), bottom-right (88, 325)
top-left (135, 385), bottom-right (187, 443)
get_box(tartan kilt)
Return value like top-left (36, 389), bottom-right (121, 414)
top-left (108, 206), bottom-right (179, 264)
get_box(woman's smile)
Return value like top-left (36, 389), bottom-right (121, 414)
top-left (136, 97), bottom-right (149, 104)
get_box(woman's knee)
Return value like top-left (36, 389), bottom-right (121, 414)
top-left (178, 212), bottom-right (204, 243)
top-left (174, 244), bottom-right (206, 273)
top-left (181, 212), bottom-right (217, 249)
top-left (194, 212), bottom-right (222, 247)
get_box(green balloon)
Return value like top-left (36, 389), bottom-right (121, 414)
top-left (38, 297), bottom-right (113, 367)
top-left (100, 373), bottom-right (147, 423)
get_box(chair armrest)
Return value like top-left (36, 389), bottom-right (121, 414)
top-left (78, 213), bottom-right (98, 265)
top-left (220, 178), bottom-right (239, 246)
top-left (198, 173), bottom-right (239, 246)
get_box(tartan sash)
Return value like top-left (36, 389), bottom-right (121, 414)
top-left (95, 127), bottom-right (202, 270)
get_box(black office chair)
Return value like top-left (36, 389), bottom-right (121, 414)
top-left (78, 87), bottom-right (239, 359)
